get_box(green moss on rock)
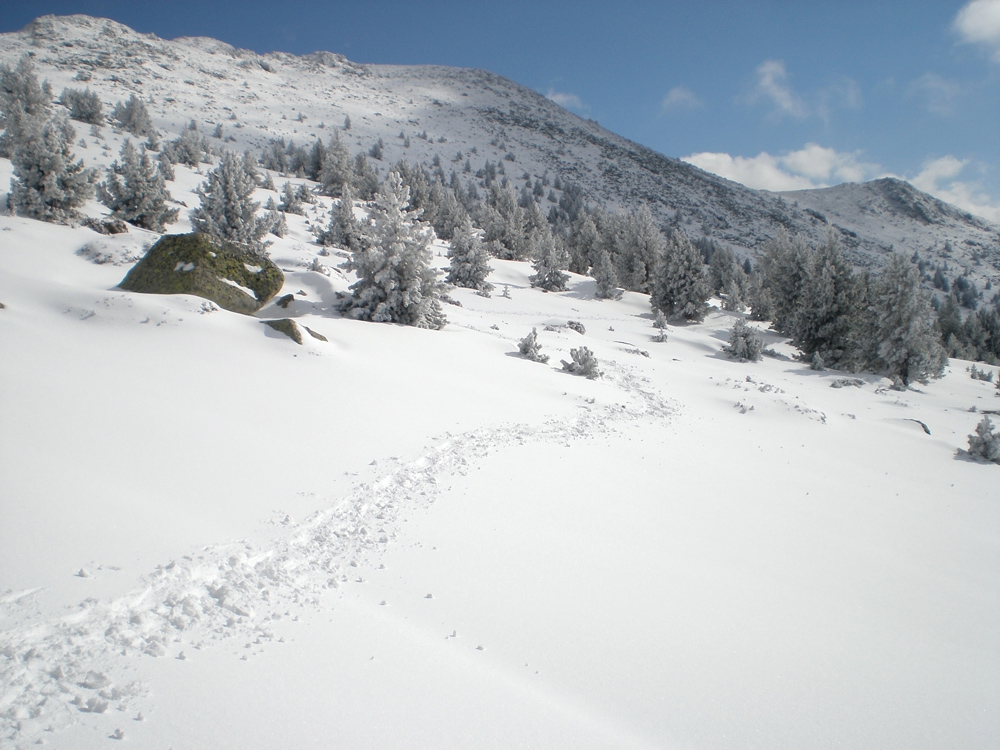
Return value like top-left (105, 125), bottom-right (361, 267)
top-left (263, 318), bottom-right (303, 344)
top-left (118, 233), bottom-right (283, 314)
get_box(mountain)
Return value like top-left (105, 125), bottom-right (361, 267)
top-left (3, 14), bottom-right (998, 289)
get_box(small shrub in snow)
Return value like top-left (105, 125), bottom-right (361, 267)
top-left (652, 309), bottom-right (668, 342)
top-left (518, 328), bottom-right (549, 363)
top-left (724, 319), bottom-right (764, 362)
top-left (967, 416), bottom-right (1000, 464)
top-left (970, 365), bottom-right (994, 383)
top-left (567, 320), bottom-right (586, 335)
top-left (561, 346), bottom-right (601, 379)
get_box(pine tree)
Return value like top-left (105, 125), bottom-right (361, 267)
top-left (343, 172), bottom-right (446, 328)
top-left (791, 233), bottom-right (860, 368)
top-left (650, 231), bottom-right (710, 322)
top-left (724, 319), bottom-right (764, 361)
top-left (59, 87), bottom-right (103, 125)
top-left (866, 253), bottom-right (947, 384)
top-left (318, 184), bottom-right (364, 250)
top-left (111, 94), bottom-right (155, 138)
top-left (278, 181), bottom-right (304, 215)
top-left (319, 132), bottom-right (353, 196)
top-left (9, 113), bottom-right (96, 223)
top-left (758, 231), bottom-right (810, 334)
top-left (0, 55), bottom-right (53, 158)
top-left (591, 245), bottom-right (621, 300)
top-left (529, 229), bottom-right (570, 292)
top-left (191, 150), bottom-right (268, 256)
top-left (99, 139), bottom-right (178, 231)
top-left (446, 216), bottom-right (493, 293)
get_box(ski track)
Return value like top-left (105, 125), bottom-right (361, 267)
top-left (0, 360), bottom-right (676, 746)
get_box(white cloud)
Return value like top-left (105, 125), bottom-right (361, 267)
top-left (546, 89), bottom-right (584, 110)
top-left (682, 143), bottom-right (878, 192)
top-left (908, 73), bottom-right (964, 115)
top-left (911, 156), bottom-right (1000, 223)
top-left (954, 0), bottom-right (1000, 60)
top-left (661, 86), bottom-right (703, 112)
top-left (683, 145), bottom-right (1000, 224)
top-left (746, 60), bottom-right (808, 119)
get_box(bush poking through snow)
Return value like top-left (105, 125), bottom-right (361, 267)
top-left (724, 319), bottom-right (764, 362)
top-left (561, 346), bottom-right (601, 379)
top-left (967, 416), bottom-right (1000, 464)
top-left (652, 310), bottom-right (668, 343)
top-left (518, 328), bottom-right (549, 363)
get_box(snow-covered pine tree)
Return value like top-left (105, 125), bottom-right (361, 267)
top-left (591, 245), bottom-right (621, 300)
top-left (758, 231), bottom-right (810, 334)
top-left (111, 94), bottom-right (155, 138)
top-left (0, 55), bottom-right (52, 158)
top-left (318, 183), bottom-right (364, 250)
top-left (165, 125), bottom-right (210, 167)
top-left (58, 87), bottom-right (103, 125)
top-left (518, 328), bottom-right (549, 363)
top-left (650, 231), bottom-right (710, 322)
top-left (190, 150), bottom-right (268, 256)
top-left (791, 233), bottom-right (860, 368)
top-left (529, 229), bottom-right (569, 292)
top-left (865, 253), bottom-right (947, 384)
top-left (319, 132), bottom-right (353, 196)
top-left (9, 113), bottom-right (96, 223)
top-left (967, 415), bottom-right (1000, 464)
top-left (724, 319), bottom-right (764, 362)
top-left (617, 206), bottom-right (663, 293)
top-left (652, 309), bottom-right (668, 342)
top-left (343, 172), bottom-right (446, 328)
top-left (99, 139), bottom-right (178, 231)
top-left (446, 216), bottom-right (493, 293)
top-left (568, 213), bottom-right (600, 275)
top-left (278, 181), bottom-right (304, 215)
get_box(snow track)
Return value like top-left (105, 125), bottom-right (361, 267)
top-left (0, 362), bottom-right (676, 746)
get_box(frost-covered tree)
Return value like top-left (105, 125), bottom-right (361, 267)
top-left (266, 208), bottom-right (287, 238)
top-left (967, 416), bottom-right (1000, 464)
top-left (319, 132), bottom-right (353, 196)
top-left (318, 184), bottom-right (365, 250)
top-left (791, 233), bottom-right (860, 368)
top-left (111, 94), bottom-right (155, 138)
top-left (0, 55), bottom-right (53, 158)
top-left (650, 231), bottom-right (710, 322)
top-left (561, 346), bottom-right (601, 379)
top-left (191, 150), bottom-right (268, 255)
top-left (342, 171), bottom-right (446, 328)
top-left (446, 216), bottom-right (493, 293)
top-left (278, 181), bottom-right (304, 215)
top-left (617, 206), bottom-right (664, 293)
top-left (165, 124), bottom-right (210, 167)
top-left (591, 245), bottom-right (621, 300)
top-left (724, 319), bottom-right (764, 362)
top-left (529, 229), bottom-right (569, 292)
top-left (652, 309), bottom-right (668, 342)
top-left (518, 328), bottom-right (549, 363)
top-left (568, 214), bottom-right (600, 275)
top-left (98, 139), bottom-right (178, 231)
top-left (757, 231), bottom-right (810, 334)
top-left (9, 113), bottom-right (96, 223)
top-left (865, 253), bottom-right (947, 384)
top-left (58, 87), bottom-right (103, 125)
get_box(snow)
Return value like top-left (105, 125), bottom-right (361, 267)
top-left (0, 14), bottom-right (999, 750)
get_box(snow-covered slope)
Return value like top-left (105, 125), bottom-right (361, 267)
top-left (1, 14), bottom-right (999, 750)
top-left (3, 14), bottom-right (998, 288)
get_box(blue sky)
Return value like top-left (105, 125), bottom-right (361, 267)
top-left (3, 0), bottom-right (999, 221)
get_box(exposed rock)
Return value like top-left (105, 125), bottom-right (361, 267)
top-left (118, 233), bottom-right (283, 314)
top-left (263, 318), bottom-right (302, 344)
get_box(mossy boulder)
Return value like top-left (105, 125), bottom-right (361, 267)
top-left (118, 233), bottom-right (283, 314)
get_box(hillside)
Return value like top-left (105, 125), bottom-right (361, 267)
top-left (2, 14), bottom-right (998, 288)
top-left (1, 14), bottom-right (999, 750)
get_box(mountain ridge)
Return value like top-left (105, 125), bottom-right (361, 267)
top-left (3, 14), bottom-right (999, 289)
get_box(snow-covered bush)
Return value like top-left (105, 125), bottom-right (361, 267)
top-left (342, 171), bottom-right (446, 329)
top-left (561, 346), bottom-right (601, 379)
top-left (652, 309), bottom-right (668, 343)
top-left (9, 113), bottom-right (96, 223)
top-left (724, 319), bottom-right (764, 362)
top-left (518, 328), bottom-right (549, 363)
top-left (967, 416), bottom-right (1000, 464)
top-left (59, 87), bottom-right (103, 125)
top-left (99, 139), bottom-right (178, 231)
